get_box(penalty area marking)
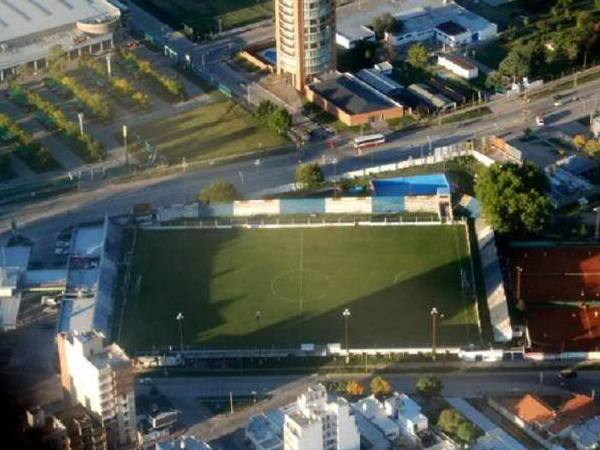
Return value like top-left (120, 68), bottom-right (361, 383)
top-left (270, 269), bottom-right (333, 304)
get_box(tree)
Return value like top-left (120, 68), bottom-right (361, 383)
top-left (584, 139), bottom-right (600, 156)
top-left (407, 43), bottom-right (429, 69)
top-left (415, 376), bottom-right (443, 396)
top-left (456, 421), bottom-right (479, 443)
top-left (499, 49), bottom-right (530, 82)
top-left (267, 108), bottom-right (292, 136)
top-left (47, 45), bottom-right (66, 73)
top-left (485, 71), bottom-right (507, 91)
top-left (198, 181), bottom-right (240, 204)
top-left (257, 101), bottom-right (292, 135)
top-left (295, 163), bottom-right (324, 189)
top-left (438, 408), bottom-right (463, 435)
top-left (370, 376), bottom-right (392, 397)
top-left (475, 162), bottom-right (551, 236)
top-left (345, 380), bottom-right (365, 396)
top-left (573, 134), bottom-right (588, 149)
top-left (371, 13), bottom-right (398, 36)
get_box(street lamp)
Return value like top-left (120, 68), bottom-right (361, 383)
top-left (331, 158), bottom-right (338, 197)
top-left (77, 112), bottom-right (84, 136)
top-left (122, 124), bottom-right (128, 168)
top-left (176, 312), bottom-right (184, 352)
top-left (254, 158), bottom-right (262, 192)
top-left (342, 308), bottom-right (351, 363)
top-left (430, 307), bottom-right (442, 361)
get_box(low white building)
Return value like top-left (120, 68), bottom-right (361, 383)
top-left (283, 385), bottom-right (360, 450)
top-left (385, 393), bottom-right (428, 444)
top-left (437, 54), bottom-right (479, 79)
top-left (388, 3), bottom-right (497, 49)
top-left (352, 396), bottom-right (400, 440)
top-left (57, 330), bottom-right (137, 448)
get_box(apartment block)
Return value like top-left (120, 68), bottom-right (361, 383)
top-left (57, 330), bottom-right (136, 449)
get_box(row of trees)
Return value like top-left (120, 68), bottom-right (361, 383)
top-left (79, 57), bottom-right (150, 110)
top-left (13, 85), bottom-right (104, 162)
top-left (47, 74), bottom-right (110, 121)
top-left (333, 375), bottom-right (444, 398)
top-left (0, 113), bottom-right (57, 172)
top-left (256, 101), bottom-right (292, 136)
top-left (119, 49), bottom-right (185, 98)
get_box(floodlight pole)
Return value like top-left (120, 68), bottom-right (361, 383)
top-left (431, 307), bottom-right (439, 361)
top-left (516, 266), bottom-right (523, 303)
top-left (594, 207), bottom-right (600, 239)
top-left (176, 312), bottom-right (184, 352)
top-left (343, 308), bottom-right (351, 364)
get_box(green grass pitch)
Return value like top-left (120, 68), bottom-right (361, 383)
top-left (120, 226), bottom-right (480, 352)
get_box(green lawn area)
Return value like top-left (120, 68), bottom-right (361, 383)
top-left (120, 226), bottom-right (479, 352)
top-left (132, 94), bottom-right (288, 163)
top-left (132, 0), bottom-right (273, 35)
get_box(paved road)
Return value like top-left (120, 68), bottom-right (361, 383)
top-left (145, 370), bottom-right (600, 442)
top-left (4, 72), bottom-right (600, 248)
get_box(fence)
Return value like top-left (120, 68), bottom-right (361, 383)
top-left (338, 148), bottom-right (496, 180)
top-left (155, 196), bottom-right (447, 222)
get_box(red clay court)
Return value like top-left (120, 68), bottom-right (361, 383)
top-left (527, 306), bottom-right (600, 352)
top-left (509, 247), bottom-right (600, 303)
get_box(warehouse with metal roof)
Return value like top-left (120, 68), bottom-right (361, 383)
top-left (0, 0), bottom-right (120, 81)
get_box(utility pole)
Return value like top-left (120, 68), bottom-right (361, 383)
top-left (343, 308), bottom-right (351, 364)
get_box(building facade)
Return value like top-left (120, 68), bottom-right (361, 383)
top-left (282, 384), bottom-right (360, 450)
top-left (275, 0), bottom-right (336, 91)
top-left (0, 0), bottom-right (120, 82)
top-left (57, 330), bottom-right (136, 449)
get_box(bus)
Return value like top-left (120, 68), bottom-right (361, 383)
top-left (353, 133), bottom-right (385, 150)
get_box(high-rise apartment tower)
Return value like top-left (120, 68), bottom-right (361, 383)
top-left (275, 0), bottom-right (336, 91)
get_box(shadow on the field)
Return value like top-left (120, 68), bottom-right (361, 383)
top-left (205, 257), bottom-right (483, 349)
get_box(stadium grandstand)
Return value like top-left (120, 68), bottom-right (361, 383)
top-left (0, 0), bottom-right (120, 82)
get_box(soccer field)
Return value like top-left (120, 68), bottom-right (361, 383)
top-left (120, 226), bottom-right (479, 352)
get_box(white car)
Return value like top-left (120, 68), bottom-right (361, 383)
top-left (554, 100), bottom-right (562, 107)
top-left (536, 116), bottom-right (545, 126)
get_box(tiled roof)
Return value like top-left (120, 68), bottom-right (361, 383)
top-left (504, 394), bottom-right (556, 424)
top-left (549, 395), bottom-right (599, 434)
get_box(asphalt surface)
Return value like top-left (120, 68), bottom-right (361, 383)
top-left (3, 72), bottom-right (600, 249)
top-left (140, 370), bottom-right (600, 442)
